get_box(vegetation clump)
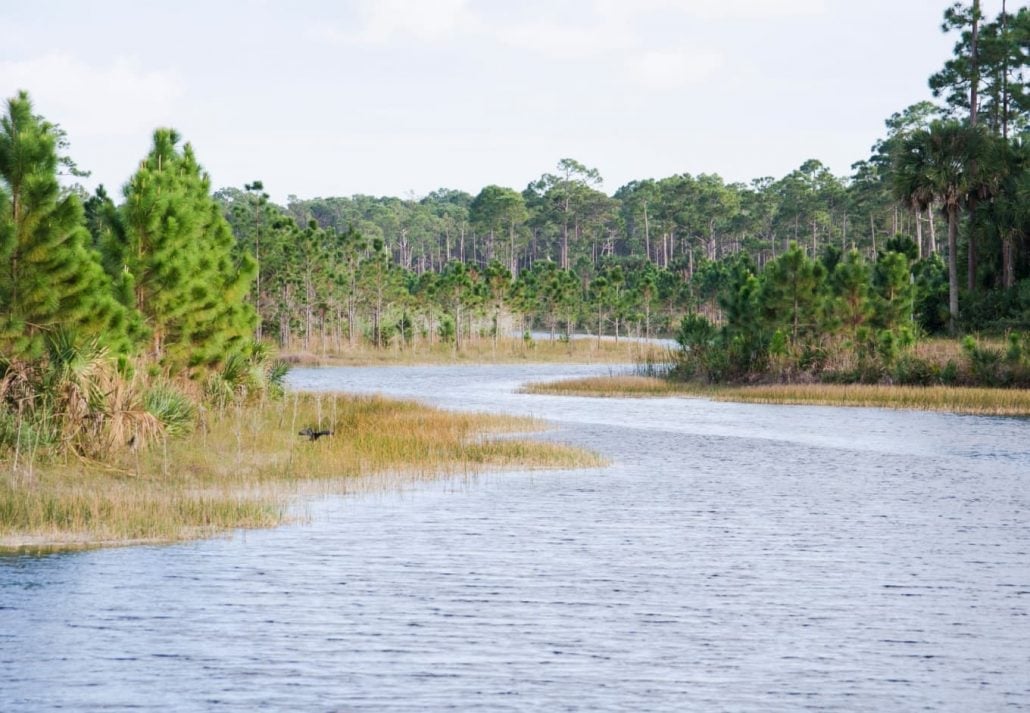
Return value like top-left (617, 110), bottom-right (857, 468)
top-left (671, 244), bottom-right (1030, 388)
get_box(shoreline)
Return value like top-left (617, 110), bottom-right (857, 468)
top-left (1, 389), bottom-right (603, 554)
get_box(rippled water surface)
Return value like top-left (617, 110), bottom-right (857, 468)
top-left (3, 364), bottom-right (1029, 711)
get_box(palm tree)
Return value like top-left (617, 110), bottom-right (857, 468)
top-left (894, 121), bottom-right (986, 333)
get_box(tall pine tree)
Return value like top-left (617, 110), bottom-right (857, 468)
top-left (114, 129), bottom-right (256, 370)
top-left (0, 91), bottom-right (137, 360)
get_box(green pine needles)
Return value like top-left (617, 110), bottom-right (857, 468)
top-left (117, 128), bottom-right (257, 370)
top-left (1, 91), bottom-right (270, 463)
top-left (0, 91), bottom-right (137, 359)
top-left (1, 92), bottom-right (256, 373)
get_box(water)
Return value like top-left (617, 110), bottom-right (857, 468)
top-left (2, 364), bottom-right (1029, 711)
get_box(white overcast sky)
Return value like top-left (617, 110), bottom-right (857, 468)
top-left (0, 1), bottom-right (988, 202)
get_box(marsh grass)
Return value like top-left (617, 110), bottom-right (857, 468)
top-left (524, 375), bottom-right (1030, 416)
top-left (1, 391), bottom-right (602, 550)
top-left (523, 375), bottom-right (684, 397)
top-left (283, 335), bottom-right (657, 367)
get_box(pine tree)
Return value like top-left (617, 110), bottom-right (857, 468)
top-left (872, 251), bottom-right (916, 332)
top-left (759, 242), bottom-right (827, 344)
top-left (115, 129), bottom-right (256, 370)
top-left (829, 249), bottom-right (874, 339)
top-left (0, 91), bottom-right (137, 360)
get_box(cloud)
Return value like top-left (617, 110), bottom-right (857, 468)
top-left (623, 48), bottom-right (725, 90)
top-left (498, 19), bottom-right (634, 60)
top-left (658, 0), bottom-right (826, 20)
top-left (314, 0), bottom-right (478, 44)
top-left (309, 0), bottom-right (741, 86)
top-left (0, 53), bottom-right (185, 138)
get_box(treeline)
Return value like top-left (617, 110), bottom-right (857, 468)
top-left (208, 3), bottom-right (1027, 351)
top-left (677, 241), bottom-right (1030, 387)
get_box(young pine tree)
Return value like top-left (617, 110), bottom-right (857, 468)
top-left (0, 91), bottom-right (138, 360)
top-left (115, 129), bottom-right (256, 371)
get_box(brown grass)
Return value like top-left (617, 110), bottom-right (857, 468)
top-left (524, 375), bottom-right (1030, 416)
top-left (0, 391), bottom-right (603, 551)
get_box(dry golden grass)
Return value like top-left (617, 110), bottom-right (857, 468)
top-left (283, 335), bottom-right (657, 366)
top-left (0, 391), bottom-right (602, 551)
top-left (709, 383), bottom-right (1030, 415)
top-left (525, 375), bottom-right (1030, 416)
top-left (522, 375), bottom-right (684, 397)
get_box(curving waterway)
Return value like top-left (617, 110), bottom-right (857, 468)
top-left (2, 363), bottom-right (1029, 711)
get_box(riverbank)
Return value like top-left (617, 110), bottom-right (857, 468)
top-left (523, 375), bottom-right (1030, 416)
top-left (0, 391), bottom-right (602, 552)
top-left (281, 335), bottom-right (672, 367)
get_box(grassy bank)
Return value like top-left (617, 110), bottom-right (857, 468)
top-left (1, 391), bottom-right (602, 551)
top-left (282, 335), bottom-right (665, 367)
top-left (523, 375), bottom-right (1030, 416)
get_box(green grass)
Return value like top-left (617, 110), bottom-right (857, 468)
top-left (0, 391), bottom-right (603, 550)
top-left (524, 375), bottom-right (1030, 416)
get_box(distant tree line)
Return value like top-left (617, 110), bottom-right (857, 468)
top-left (207, 2), bottom-right (1027, 354)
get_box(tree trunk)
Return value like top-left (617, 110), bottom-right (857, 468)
top-left (970, 0), bottom-right (981, 127)
top-left (947, 203), bottom-right (960, 334)
top-left (561, 220), bottom-right (569, 270)
top-left (928, 205), bottom-right (937, 254)
top-left (509, 222), bottom-right (518, 277)
top-left (915, 208), bottom-right (923, 260)
top-left (643, 202), bottom-right (651, 263)
top-left (967, 196), bottom-right (978, 291)
top-left (1003, 232), bottom-right (1015, 289)
top-left (1002, 0), bottom-right (1009, 139)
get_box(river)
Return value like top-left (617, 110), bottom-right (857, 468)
top-left (2, 364), bottom-right (1028, 711)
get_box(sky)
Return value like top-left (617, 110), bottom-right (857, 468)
top-left (0, 1), bottom-right (985, 203)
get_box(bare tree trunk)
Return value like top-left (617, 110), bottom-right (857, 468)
top-left (1002, 0), bottom-right (1009, 139)
top-left (967, 194), bottom-right (981, 291)
top-left (643, 202), bottom-right (651, 262)
top-left (915, 208), bottom-right (923, 260)
top-left (1003, 232), bottom-right (1015, 289)
top-left (967, 0), bottom-right (981, 292)
top-left (509, 222), bottom-right (518, 277)
top-left (970, 0), bottom-right (981, 127)
top-left (947, 203), bottom-right (960, 334)
top-left (928, 205), bottom-right (937, 254)
top-left (561, 220), bottom-right (569, 270)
